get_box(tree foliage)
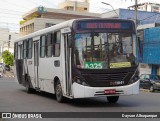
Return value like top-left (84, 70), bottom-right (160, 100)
top-left (2, 50), bottom-right (14, 66)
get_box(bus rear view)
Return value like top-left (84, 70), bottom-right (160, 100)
top-left (72, 19), bottom-right (139, 103)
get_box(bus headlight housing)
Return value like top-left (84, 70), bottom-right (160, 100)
top-left (128, 69), bottom-right (139, 85)
top-left (73, 76), bottom-right (89, 86)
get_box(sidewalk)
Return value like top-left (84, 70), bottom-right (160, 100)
top-left (2, 71), bottom-right (14, 78)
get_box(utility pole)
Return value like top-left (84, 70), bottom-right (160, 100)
top-left (135, 0), bottom-right (138, 27)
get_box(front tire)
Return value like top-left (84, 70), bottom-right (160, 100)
top-left (25, 76), bottom-right (34, 93)
top-left (55, 80), bottom-right (64, 102)
top-left (107, 96), bottom-right (119, 103)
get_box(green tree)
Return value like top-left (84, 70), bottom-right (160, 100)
top-left (2, 50), bottom-right (14, 66)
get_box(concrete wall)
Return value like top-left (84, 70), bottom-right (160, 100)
top-left (34, 18), bottom-right (65, 32)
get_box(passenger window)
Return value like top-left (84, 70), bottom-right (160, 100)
top-left (28, 39), bottom-right (32, 59)
top-left (40, 35), bottom-right (46, 58)
top-left (46, 33), bottom-right (52, 57)
top-left (14, 43), bottom-right (18, 59)
top-left (23, 40), bottom-right (28, 59)
top-left (53, 31), bottom-right (60, 57)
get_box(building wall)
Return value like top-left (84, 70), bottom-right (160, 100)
top-left (140, 3), bottom-right (160, 12)
top-left (0, 28), bottom-right (9, 56)
top-left (34, 18), bottom-right (65, 32)
top-left (119, 9), bottom-right (160, 25)
top-left (143, 27), bottom-right (160, 64)
top-left (58, 0), bottom-right (89, 12)
top-left (0, 28), bottom-right (19, 55)
top-left (0, 28), bottom-right (9, 42)
top-left (20, 7), bottom-right (100, 36)
top-left (20, 19), bottom-right (35, 36)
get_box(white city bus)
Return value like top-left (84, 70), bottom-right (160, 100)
top-left (14, 18), bottom-right (140, 103)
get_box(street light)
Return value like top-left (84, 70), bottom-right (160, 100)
top-left (101, 2), bottom-right (119, 17)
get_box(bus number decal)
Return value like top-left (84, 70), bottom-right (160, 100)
top-left (84, 62), bottom-right (103, 69)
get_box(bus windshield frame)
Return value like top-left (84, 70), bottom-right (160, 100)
top-left (73, 19), bottom-right (137, 70)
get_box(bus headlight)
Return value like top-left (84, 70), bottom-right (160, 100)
top-left (128, 69), bottom-right (139, 85)
top-left (73, 76), bottom-right (89, 86)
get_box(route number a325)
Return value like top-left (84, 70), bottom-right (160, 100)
top-left (84, 62), bottom-right (103, 69)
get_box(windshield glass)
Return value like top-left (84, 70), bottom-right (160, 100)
top-left (74, 32), bottom-right (137, 69)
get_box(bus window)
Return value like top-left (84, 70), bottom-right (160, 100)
top-left (46, 33), bottom-right (52, 57)
top-left (40, 35), bottom-right (46, 58)
top-left (28, 39), bottom-right (32, 59)
top-left (23, 40), bottom-right (28, 59)
top-left (53, 31), bottom-right (60, 57)
top-left (19, 44), bottom-right (23, 59)
top-left (14, 43), bottom-right (18, 59)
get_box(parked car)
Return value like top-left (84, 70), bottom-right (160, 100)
top-left (139, 74), bottom-right (160, 92)
top-left (0, 67), bottom-right (4, 78)
top-left (0, 62), bottom-right (4, 68)
top-left (4, 65), bottom-right (10, 71)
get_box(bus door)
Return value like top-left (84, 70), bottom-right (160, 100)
top-left (61, 27), bottom-right (72, 96)
top-left (34, 41), bottom-right (39, 89)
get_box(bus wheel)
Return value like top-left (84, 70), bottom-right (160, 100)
top-left (25, 77), bottom-right (34, 93)
top-left (55, 81), bottom-right (64, 102)
top-left (107, 96), bottom-right (119, 103)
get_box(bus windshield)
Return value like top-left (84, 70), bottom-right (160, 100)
top-left (74, 32), bottom-right (137, 69)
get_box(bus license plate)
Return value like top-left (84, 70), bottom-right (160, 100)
top-left (104, 89), bottom-right (116, 94)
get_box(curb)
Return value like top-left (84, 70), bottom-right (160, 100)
top-left (140, 89), bottom-right (150, 92)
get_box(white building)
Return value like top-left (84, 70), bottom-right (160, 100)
top-left (58, 0), bottom-right (89, 12)
top-left (128, 2), bottom-right (160, 12)
top-left (20, 7), bottom-right (100, 36)
top-left (0, 28), bottom-right (19, 55)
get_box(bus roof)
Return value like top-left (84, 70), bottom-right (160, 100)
top-left (14, 19), bottom-right (75, 43)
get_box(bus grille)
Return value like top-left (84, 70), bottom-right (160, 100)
top-left (81, 72), bottom-right (133, 87)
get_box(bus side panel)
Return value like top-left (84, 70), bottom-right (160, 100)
top-left (27, 58), bottom-right (35, 88)
top-left (38, 57), bottom-right (63, 94)
top-left (15, 59), bottom-right (24, 84)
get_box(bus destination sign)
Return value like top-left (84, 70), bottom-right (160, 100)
top-left (77, 21), bottom-right (132, 30)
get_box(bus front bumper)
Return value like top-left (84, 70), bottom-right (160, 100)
top-left (72, 80), bottom-right (139, 98)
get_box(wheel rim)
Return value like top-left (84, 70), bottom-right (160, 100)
top-left (150, 86), bottom-right (153, 92)
top-left (26, 82), bottom-right (29, 92)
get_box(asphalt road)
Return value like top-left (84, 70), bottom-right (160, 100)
top-left (0, 77), bottom-right (160, 121)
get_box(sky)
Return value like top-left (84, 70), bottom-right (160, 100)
top-left (0, 0), bottom-right (159, 32)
